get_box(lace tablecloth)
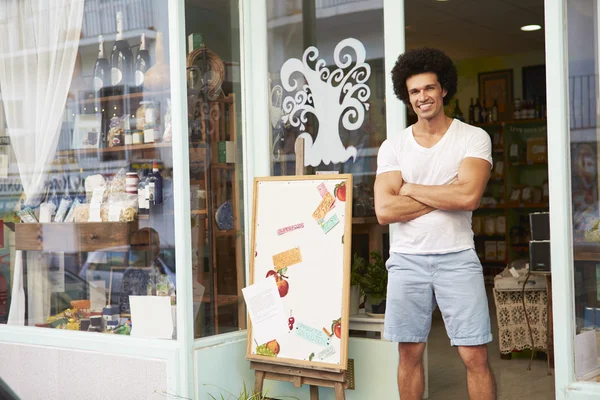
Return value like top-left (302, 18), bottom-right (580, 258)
top-left (493, 289), bottom-right (548, 354)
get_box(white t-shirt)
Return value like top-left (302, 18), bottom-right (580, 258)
top-left (376, 119), bottom-right (492, 255)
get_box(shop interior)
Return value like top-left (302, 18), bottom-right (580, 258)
top-left (266, 0), bottom-right (555, 398)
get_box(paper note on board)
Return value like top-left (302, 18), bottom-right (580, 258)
top-left (242, 278), bottom-right (287, 344)
top-left (272, 247), bottom-right (302, 271)
top-left (294, 322), bottom-right (331, 347)
top-left (312, 192), bottom-right (335, 222)
top-left (277, 223), bottom-right (304, 236)
top-left (321, 214), bottom-right (340, 234)
top-left (317, 183), bottom-right (335, 211)
top-left (316, 345), bottom-right (336, 360)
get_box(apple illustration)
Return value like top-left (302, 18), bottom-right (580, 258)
top-left (266, 339), bottom-right (280, 355)
top-left (331, 318), bottom-right (342, 339)
top-left (265, 269), bottom-right (289, 298)
top-left (334, 182), bottom-right (346, 202)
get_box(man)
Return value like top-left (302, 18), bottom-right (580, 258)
top-left (374, 48), bottom-right (495, 400)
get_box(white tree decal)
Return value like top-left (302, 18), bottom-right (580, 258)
top-left (281, 38), bottom-right (371, 167)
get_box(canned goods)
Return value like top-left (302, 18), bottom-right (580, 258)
top-left (126, 172), bottom-right (139, 194)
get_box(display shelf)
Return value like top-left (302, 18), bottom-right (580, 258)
top-left (352, 216), bottom-right (378, 225)
top-left (480, 259), bottom-right (507, 264)
top-left (476, 118), bottom-right (547, 128)
top-left (15, 221), bottom-right (138, 252)
top-left (215, 230), bottom-right (236, 238)
top-left (574, 242), bottom-right (600, 261)
top-left (479, 204), bottom-right (506, 210)
top-left (509, 161), bottom-right (548, 166)
top-left (212, 163), bottom-right (235, 170)
top-left (199, 294), bottom-right (239, 306)
top-left (56, 142), bottom-right (173, 156)
top-left (191, 210), bottom-right (208, 216)
top-left (505, 203), bottom-right (549, 209)
top-left (79, 89), bottom-right (170, 105)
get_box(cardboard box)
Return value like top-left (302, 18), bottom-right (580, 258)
top-left (497, 241), bottom-right (506, 261)
top-left (485, 241), bottom-right (497, 260)
top-left (188, 33), bottom-right (204, 53)
top-left (527, 137), bottom-right (547, 163)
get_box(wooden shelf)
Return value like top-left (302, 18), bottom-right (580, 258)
top-left (505, 203), bottom-right (549, 209)
top-left (196, 294), bottom-right (239, 306)
top-left (478, 204), bottom-right (506, 210)
top-left (352, 216), bottom-right (378, 225)
top-left (56, 142), bottom-right (172, 156)
top-left (574, 243), bottom-right (600, 261)
top-left (80, 90), bottom-right (170, 105)
top-left (480, 259), bottom-right (507, 264)
top-left (510, 161), bottom-right (548, 166)
top-left (191, 210), bottom-right (208, 216)
top-left (476, 118), bottom-right (547, 128)
top-left (215, 229), bottom-right (236, 237)
top-left (212, 163), bottom-right (235, 170)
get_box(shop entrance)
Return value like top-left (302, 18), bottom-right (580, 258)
top-left (404, 0), bottom-right (554, 398)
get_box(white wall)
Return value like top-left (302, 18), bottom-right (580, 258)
top-left (0, 342), bottom-right (168, 399)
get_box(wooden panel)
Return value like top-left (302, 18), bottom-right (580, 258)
top-left (574, 243), bottom-right (600, 261)
top-left (77, 222), bottom-right (138, 252)
top-left (15, 222), bottom-right (138, 252)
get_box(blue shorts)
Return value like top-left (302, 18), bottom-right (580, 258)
top-left (383, 248), bottom-right (492, 346)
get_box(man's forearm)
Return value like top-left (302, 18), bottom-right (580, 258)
top-left (402, 182), bottom-right (478, 211)
top-left (377, 194), bottom-right (435, 224)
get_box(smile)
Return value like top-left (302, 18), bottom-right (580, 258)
top-left (418, 103), bottom-right (433, 111)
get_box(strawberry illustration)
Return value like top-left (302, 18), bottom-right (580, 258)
top-left (334, 182), bottom-right (346, 202)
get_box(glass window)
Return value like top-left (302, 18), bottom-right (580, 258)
top-left (184, 0), bottom-right (245, 338)
top-left (0, 0), bottom-right (244, 339)
top-left (568, 0), bottom-right (600, 381)
top-left (266, 0), bottom-right (387, 262)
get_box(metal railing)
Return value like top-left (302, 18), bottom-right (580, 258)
top-left (569, 74), bottom-right (597, 131)
top-left (81, 0), bottom-right (154, 39)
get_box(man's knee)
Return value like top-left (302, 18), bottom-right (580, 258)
top-left (399, 342), bottom-right (426, 368)
top-left (458, 345), bottom-right (489, 372)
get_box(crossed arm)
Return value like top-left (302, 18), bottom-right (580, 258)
top-left (374, 157), bottom-right (491, 225)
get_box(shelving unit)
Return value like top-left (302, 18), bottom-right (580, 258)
top-left (191, 94), bottom-right (244, 337)
top-left (473, 119), bottom-right (549, 282)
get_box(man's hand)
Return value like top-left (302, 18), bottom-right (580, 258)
top-left (374, 171), bottom-right (436, 225)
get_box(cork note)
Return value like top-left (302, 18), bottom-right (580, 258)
top-left (312, 192), bottom-right (335, 222)
top-left (272, 247), bottom-right (302, 271)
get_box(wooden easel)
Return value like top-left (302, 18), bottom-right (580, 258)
top-left (251, 361), bottom-right (348, 400)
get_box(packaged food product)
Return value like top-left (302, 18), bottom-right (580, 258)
top-left (54, 198), bottom-right (73, 223)
top-left (107, 116), bottom-right (125, 147)
top-left (17, 207), bottom-right (37, 223)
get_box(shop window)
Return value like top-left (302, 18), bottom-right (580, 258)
top-left (567, 0), bottom-right (600, 381)
top-left (266, 0), bottom-right (387, 262)
top-left (0, 0), bottom-right (245, 340)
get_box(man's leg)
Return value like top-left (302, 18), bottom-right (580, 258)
top-left (383, 252), bottom-right (435, 399)
top-left (458, 345), bottom-right (496, 400)
top-left (398, 342), bottom-right (427, 400)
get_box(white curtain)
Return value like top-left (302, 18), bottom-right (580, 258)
top-left (0, 0), bottom-right (84, 325)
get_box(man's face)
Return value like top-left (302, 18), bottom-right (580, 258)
top-left (406, 72), bottom-right (447, 121)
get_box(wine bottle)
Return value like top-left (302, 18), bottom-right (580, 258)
top-left (93, 35), bottom-right (111, 95)
top-left (137, 169), bottom-right (149, 216)
top-left (480, 100), bottom-right (488, 124)
top-left (469, 98), bottom-right (475, 124)
top-left (453, 100), bottom-right (464, 122)
top-left (134, 33), bottom-right (150, 90)
top-left (110, 11), bottom-right (133, 92)
top-left (473, 98), bottom-right (481, 124)
top-left (491, 100), bottom-right (499, 122)
top-left (147, 161), bottom-right (163, 205)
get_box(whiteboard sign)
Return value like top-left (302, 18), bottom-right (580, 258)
top-left (246, 175), bottom-right (352, 370)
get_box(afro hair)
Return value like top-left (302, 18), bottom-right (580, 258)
top-left (391, 48), bottom-right (457, 106)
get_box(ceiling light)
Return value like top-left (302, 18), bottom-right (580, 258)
top-left (521, 24), bottom-right (542, 32)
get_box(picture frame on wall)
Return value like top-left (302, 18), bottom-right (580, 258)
top-left (72, 114), bottom-right (101, 149)
top-left (478, 69), bottom-right (513, 122)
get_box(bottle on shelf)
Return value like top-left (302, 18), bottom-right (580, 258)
top-left (138, 168), bottom-right (149, 216)
top-left (473, 98), bottom-right (481, 124)
top-left (147, 161), bottom-right (163, 206)
top-left (134, 33), bottom-right (150, 91)
top-left (469, 98), bottom-right (475, 124)
top-left (110, 11), bottom-right (133, 93)
top-left (93, 35), bottom-right (111, 96)
top-left (491, 100), bottom-right (499, 122)
top-left (453, 100), bottom-right (464, 122)
top-left (480, 100), bottom-right (488, 124)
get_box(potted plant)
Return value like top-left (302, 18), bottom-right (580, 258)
top-left (350, 253), bottom-right (367, 315)
top-left (355, 251), bottom-right (387, 314)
